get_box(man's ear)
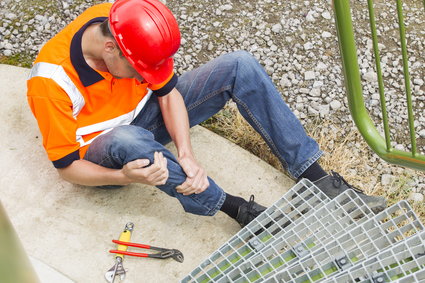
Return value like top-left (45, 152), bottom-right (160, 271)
top-left (104, 39), bottom-right (118, 54)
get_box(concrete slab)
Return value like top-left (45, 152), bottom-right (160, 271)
top-left (0, 64), bottom-right (294, 282)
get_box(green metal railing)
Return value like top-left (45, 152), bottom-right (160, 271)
top-left (333, 0), bottom-right (425, 171)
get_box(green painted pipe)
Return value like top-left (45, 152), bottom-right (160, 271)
top-left (332, 0), bottom-right (425, 171)
top-left (0, 202), bottom-right (39, 283)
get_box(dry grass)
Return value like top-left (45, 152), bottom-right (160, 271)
top-left (202, 103), bottom-right (424, 224)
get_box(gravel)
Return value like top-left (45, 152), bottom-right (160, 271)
top-left (0, 0), bottom-right (424, 197)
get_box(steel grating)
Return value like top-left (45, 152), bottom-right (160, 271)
top-left (182, 180), bottom-right (425, 283)
top-left (218, 189), bottom-right (373, 283)
top-left (327, 231), bottom-right (425, 283)
top-left (181, 179), bottom-right (330, 283)
top-left (265, 201), bottom-right (424, 283)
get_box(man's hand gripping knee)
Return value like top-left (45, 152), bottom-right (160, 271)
top-left (122, 151), bottom-right (169, 186)
top-left (176, 155), bottom-right (209, 196)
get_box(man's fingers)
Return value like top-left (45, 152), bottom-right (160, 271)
top-left (176, 173), bottom-right (209, 195)
top-left (176, 180), bottom-right (194, 195)
top-left (180, 159), bottom-right (195, 178)
top-left (195, 178), bottom-right (209, 194)
top-left (123, 152), bottom-right (170, 186)
top-left (191, 168), bottom-right (209, 194)
top-left (158, 152), bottom-right (166, 168)
top-left (126, 158), bottom-right (150, 169)
top-left (148, 152), bottom-right (168, 184)
top-left (190, 172), bottom-right (203, 193)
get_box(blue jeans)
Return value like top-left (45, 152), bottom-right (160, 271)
top-left (84, 51), bottom-right (322, 216)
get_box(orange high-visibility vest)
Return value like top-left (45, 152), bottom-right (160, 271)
top-left (27, 3), bottom-right (177, 168)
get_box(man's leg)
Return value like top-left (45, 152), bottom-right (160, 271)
top-left (134, 50), bottom-right (321, 179)
top-left (134, 50), bottom-right (385, 213)
top-left (84, 125), bottom-right (226, 216)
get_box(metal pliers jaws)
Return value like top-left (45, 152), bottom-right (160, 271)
top-left (110, 240), bottom-right (184, 263)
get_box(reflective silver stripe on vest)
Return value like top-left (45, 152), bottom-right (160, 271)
top-left (76, 89), bottom-right (152, 147)
top-left (28, 62), bottom-right (85, 118)
top-left (29, 62), bottom-right (152, 147)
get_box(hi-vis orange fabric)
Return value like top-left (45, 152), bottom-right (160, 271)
top-left (27, 3), bottom-right (177, 168)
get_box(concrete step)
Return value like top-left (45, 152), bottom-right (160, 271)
top-left (0, 64), bottom-right (294, 282)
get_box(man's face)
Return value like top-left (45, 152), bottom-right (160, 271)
top-left (104, 42), bottom-right (143, 82)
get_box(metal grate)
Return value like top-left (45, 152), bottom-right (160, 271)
top-left (181, 179), bottom-right (329, 283)
top-left (265, 201), bottom-right (424, 282)
top-left (182, 180), bottom-right (425, 283)
top-left (218, 189), bottom-right (373, 283)
top-left (327, 231), bottom-right (425, 283)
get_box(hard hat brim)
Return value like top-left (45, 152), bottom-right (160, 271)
top-left (134, 57), bottom-right (174, 85)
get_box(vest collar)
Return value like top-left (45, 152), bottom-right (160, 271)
top-left (70, 17), bottom-right (107, 87)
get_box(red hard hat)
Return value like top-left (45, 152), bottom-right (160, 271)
top-left (109, 0), bottom-right (181, 84)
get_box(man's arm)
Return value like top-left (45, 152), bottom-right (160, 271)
top-left (157, 88), bottom-right (209, 195)
top-left (57, 151), bottom-right (168, 186)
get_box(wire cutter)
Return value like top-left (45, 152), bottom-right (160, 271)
top-left (105, 222), bottom-right (134, 283)
top-left (109, 240), bottom-right (184, 263)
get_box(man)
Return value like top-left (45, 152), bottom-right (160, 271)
top-left (27, 0), bottom-right (386, 227)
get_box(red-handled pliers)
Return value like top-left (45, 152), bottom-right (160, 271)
top-left (110, 240), bottom-right (184, 263)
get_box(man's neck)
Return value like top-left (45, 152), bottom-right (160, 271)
top-left (81, 23), bottom-right (109, 72)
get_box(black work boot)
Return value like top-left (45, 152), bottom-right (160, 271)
top-left (314, 171), bottom-right (387, 214)
top-left (235, 195), bottom-right (266, 227)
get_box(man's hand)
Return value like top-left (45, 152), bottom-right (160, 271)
top-left (122, 151), bottom-right (169, 186)
top-left (176, 155), bottom-right (209, 195)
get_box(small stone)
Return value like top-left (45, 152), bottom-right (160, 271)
top-left (3, 49), bottom-right (12, 56)
top-left (381, 174), bottom-right (395, 186)
top-left (413, 78), bottom-right (424, 86)
top-left (308, 106), bottom-right (319, 115)
top-left (313, 81), bottom-right (323, 88)
top-left (316, 62), bottom-right (327, 70)
top-left (280, 77), bottom-right (291, 87)
top-left (330, 100), bottom-right (342, 110)
top-left (306, 11), bottom-right (315, 22)
top-left (363, 71), bottom-right (377, 82)
top-left (408, 192), bottom-right (424, 203)
top-left (304, 42), bottom-right (314, 50)
top-left (318, 104), bottom-right (330, 117)
top-left (322, 11), bottom-right (332, 20)
top-left (220, 4), bottom-right (233, 11)
top-left (272, 24), bottom-right (282, 33)
top-left (35, 15), bottom-right (44, 22)
top-left (304, 71), bottom-right (315, 80)
top-left (5, 13), bottom-right (17, 20)
top-left (321, 31), bottom-right (332, 38)
top-left (207, 42), bottom-right (214, 51)
top-left (309, 88), bottom-right (321, 97)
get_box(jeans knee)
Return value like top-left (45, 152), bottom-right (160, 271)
top-left (110, 125), bottom-right (153, 145)
top-left (224, 50), bottom-right (255, 68)
top-left (235, 50), bottom-right (259, 67)
top-left (108, 125), bottom-right (156, 159)
top-left (225, 50), bottom-right (264, 84)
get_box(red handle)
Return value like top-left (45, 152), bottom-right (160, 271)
top-left (109, 250), bottom-right (149, 257)
top-left (112, 240), bottom-right (151, 249)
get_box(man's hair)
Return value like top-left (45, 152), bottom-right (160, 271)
top-left (99, 19), bottom-right (123, 57)
top-left (99, 19), bottom-right (114, 38)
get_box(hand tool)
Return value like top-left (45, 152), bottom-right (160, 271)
top-left (110, 240), bottom-right (184, 263)
top-left (105, 222), bottom-right (134, 283)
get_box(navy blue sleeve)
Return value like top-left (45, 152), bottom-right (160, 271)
top-left (152, 73), bottom-right (178, 97)
top-left (52, 149), bottom-right (80, 168)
